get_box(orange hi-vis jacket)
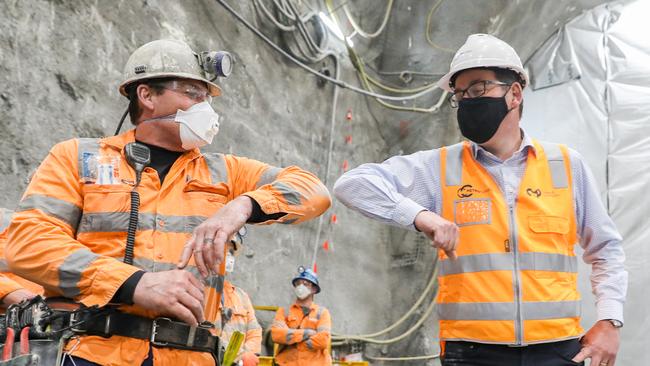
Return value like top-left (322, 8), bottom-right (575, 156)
top-left (437, 140), bottom-right (581, 345)
top-left (216, 280), bottom-right (262, 359)
top-left (6, 130), bottom-right (331, 366)
top-left (271, 302), bottom-right (332, 366)
top-left (0, 209), bottom-right (44, 302)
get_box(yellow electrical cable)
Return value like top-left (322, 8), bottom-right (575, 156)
top-left (332, 266), bottom-right (437, 340)
top-left (425, 0), bottom-right (455, 53)
top-left (366, 72), bottom-right (438, 94)
top-left (331, 266), bottom-right (439, 345)
top-left (342, 0), bottom-right (393, 39)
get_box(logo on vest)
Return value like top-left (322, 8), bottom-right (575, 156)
top-left (457, 184), bottom-right (489, 198)
top-left (526, 188), bottom-right (542, 197)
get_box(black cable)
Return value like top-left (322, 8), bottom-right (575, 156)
top-left (124, 178), bottom-right (141, 265)
top-left (114, 107), bottom-right (129, 136)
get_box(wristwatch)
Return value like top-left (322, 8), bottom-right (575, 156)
top-left (606, 319), bottom-right (623, 328)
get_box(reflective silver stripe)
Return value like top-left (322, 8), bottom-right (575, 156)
top-left (0, 208), bottom-right (13, 232)
top-left (437, 300), bottom-right (580, 321)
top-left (445, 143), bottom-right (464, 186)
top-left (78, 212), bottom-right (205, 233)
top-left (0, 259), bottom-right (9, 272)
top-left (539, 142), bottom-right (568, 189)
top-left (130, 257), bottom-right (224, 292)
top-left (523, 300), bottom-right (581, 320)
top-left (255, 166), bottom-right (283, 189)
top-left (439, 252), bottom-right (578, 276)
top-left (306, 339), bottom-right (314, 350)
top-left (316, 326), bottom-right (330, 332)
top-left (286, 329), bottom-right (295, 343)
top-left (439, 253), bottom-right (514, 276)
top-left (301, 330), bottom-right (311, 341)
top-left (271, 182), bottom-right (302, 205)
top-left (316, 307), bottom-right (323, 321)
top-left (519, 252), bottom-right (578, 273)
top-left (203, 153), bottom-right (228, 185)
top-left (77, 138), bottom-right (101, 178)
top-left (58, 249), bottom-right (100, 298)
top-left (18, 194), bottom-right (82, 231)
top-left (272, 320), bottom-right (287, 328)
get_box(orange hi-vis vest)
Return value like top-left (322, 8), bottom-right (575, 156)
top-left (271, 302), bottom-right (332, 366)
top-left (438, 140), bottom-right (581, 345)
top-left (6, 130), bottom-right (330, 366)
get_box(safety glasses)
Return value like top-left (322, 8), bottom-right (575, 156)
top-left (449, 80), bottom-right (512, 108)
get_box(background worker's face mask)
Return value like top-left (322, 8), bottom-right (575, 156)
top-left (457, 95), bottom-right (514, 144)
top-left (225, 252), bottom-right (235, 273)
top-left (294, 284), bottom-right (312, 300)
top-left (175, 101), bottom-right (220, 150)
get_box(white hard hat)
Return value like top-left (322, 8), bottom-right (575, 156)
top-left (437, 34), bottom-right (528, 92)
top-left (119, 39), bottom-right (222, 97)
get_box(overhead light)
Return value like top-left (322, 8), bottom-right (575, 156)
top-left (318, 12), bottom-right (345, 41)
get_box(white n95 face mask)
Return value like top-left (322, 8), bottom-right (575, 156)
top-left (175, 101), bottom-right (220, 150)
top-left (225, 252), bottom-right (235, 273)
top-left (294, 284), bottom-right (311, 300)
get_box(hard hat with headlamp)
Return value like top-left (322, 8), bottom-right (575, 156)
top-left (118, 39), bottom-right (233, 97)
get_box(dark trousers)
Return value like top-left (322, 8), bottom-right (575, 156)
top-left (62, 347), bottom-right (154, 366)
top-left (441, 339), bottom-right (585, 366)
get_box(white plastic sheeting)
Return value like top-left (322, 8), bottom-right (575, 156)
top-left (521, 1), bottom-right (650, 364)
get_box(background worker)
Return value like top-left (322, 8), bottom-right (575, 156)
top-left (271, 268), bottom-right (331, 366)
top-left (219, 230), bottom-right (262, 366)
top-left (6, 39), bottom-right (331, 366)
top-left (334, 34), bottom-right (627, 366)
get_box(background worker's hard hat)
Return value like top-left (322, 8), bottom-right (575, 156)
top-left (119, 39), bottom-right (222, 97)
top-left (292, 266), bottom-right (321, 294)
top-left (437, 33), bottom-right (529, 92)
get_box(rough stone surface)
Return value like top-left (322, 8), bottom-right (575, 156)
top-left (0, 0), bottom-right (612, 364)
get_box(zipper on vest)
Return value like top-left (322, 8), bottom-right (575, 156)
top-left (508, 204), bottom-right (524, 345)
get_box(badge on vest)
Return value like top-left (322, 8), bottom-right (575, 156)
top-left (454, 198), bottom-right (491, 226)
top-left (81, 153), bottom-right (121, 185)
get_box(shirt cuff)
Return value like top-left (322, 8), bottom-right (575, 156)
top-left (392, 198), bottom-right (427, 228)
top-left (596, 298), bottom-right (624, 324)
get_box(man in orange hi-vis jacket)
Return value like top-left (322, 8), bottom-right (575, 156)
top-left (5, 39), bottom-right (330, 366)
top-left (0, 208), bottom-right (43, 309)
top-left (271, 268), bottom-right (331, 366)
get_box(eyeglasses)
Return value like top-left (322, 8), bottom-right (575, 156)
top-left (162, 80), bottom-right (212, 103)
top-left (448, 80), bottom-right (511, 108)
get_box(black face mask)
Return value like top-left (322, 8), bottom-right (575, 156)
top-left (457, 96), bottom-right (512, 144)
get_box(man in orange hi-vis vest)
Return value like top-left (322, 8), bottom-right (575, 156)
top-left (5, 39), bottom-right (330, 366)
top-left (271, 268), bottom-right (331, 366)
top-left (334, 34), bottom-right (626, 366)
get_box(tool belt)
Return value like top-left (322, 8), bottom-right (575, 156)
top-left (72, 311), bottom-right (219, 354)
top-left (1, 296), bottom-right (220, 356)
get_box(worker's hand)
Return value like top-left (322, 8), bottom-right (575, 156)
top-left (414, 210), bottom-right (459, 260)
top-left (240, 352), bottom-right (259, 366)
top-left (178, 195), bottom-right (253, 278)
top-left (132, 270), bottom-right (205, 326)
top-left (1, 289), bottom-right (37, 307)
top-left (572, 320), bottom-right (620, 365)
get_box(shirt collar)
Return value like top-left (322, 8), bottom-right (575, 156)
top-left (470, 128), bottom-right (536, 160)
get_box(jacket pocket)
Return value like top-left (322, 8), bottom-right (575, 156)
top-left (79, 184), bottom-right (132, 233)
top-left (183, 179), bottom-right (229, 219)
top-left (529, 215), bottom-right (569, 234)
